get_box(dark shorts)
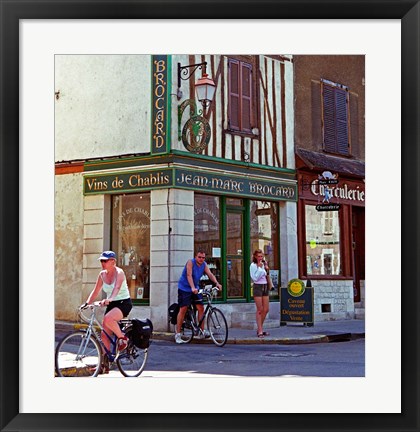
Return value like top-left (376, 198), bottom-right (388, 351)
top-left (253, 283), bottom-right (269, 297)
top-left (178, 289), bottom-right (203, 308)
top-left (105, 298), bottom-right (133, 317)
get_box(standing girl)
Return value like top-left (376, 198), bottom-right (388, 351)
top-left (250, 249), bottom-right (270, 338)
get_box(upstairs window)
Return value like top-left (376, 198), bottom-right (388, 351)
top-left (228, 58), bottom-right (254, 134)
top-left (322, 79), bottom-right (350, 156)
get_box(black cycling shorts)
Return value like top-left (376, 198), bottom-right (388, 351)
top-left (105, 298), bottom-right (133, 317)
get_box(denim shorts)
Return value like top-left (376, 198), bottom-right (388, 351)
top-left (253, 283), bottom-right (269, 297)
top-left (178, 289), bottom-right (203, 307)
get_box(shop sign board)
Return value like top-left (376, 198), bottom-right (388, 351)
top-left (175, 168), bottom-right (296, 201)
top-left (151, 55), bottom-right (171, 155)
top-left (84, 169), bottom-right (173, 194)
top-left (314, 171), bottom-right (340, 212)
top-left (315, 203), bottom-right (341, 211)
top-left (280, 279), bottom-right (314, 326)
top-left (299, 172), bottom-right (365, 207)
top-left (84, 167), bottom-right (297, 202)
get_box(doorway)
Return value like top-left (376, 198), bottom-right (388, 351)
top-left (226, 206), bottom-right (245, 299)
top-left (352, 206), bottom-right (365, 303)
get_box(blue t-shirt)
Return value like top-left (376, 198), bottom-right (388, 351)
top-left (178, 258), bottom-right (207, 292)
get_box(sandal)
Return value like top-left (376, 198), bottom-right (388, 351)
top-left (99, 356), bottom-right (110, 374)
top-left (257, 333), bottom-right (264, 338)
top-left (262, 331), bottom-right (270, 336)
top-left (117, 336), bottom-right (128, 352)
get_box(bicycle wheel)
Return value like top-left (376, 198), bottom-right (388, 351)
top-left (55, 331), bottom-right (102, 377)
top-left (180, 310), bottom-right (194, 343)
top-left (207, 308), bottom-right (228, 347)
top-left (116, 330), bottom-right (148, 377)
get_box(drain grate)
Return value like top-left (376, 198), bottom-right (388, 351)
top-left (264, 352), bottom-right (311, 358)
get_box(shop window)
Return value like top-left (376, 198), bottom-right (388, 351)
top-left (194, 194), bottom-right (222, 287)
top-left (250, 200), bottom-right (280, 296)
top-left (305, 205), bottom-right (341, 276)
top-left (111, 193), bottom-right (150, 302)
top-left (226, 212), bottom-right (244, 298)
top-left (228, 57), bottom-right (256, 134)
top-left (321, 79), bottom-right (350, 156)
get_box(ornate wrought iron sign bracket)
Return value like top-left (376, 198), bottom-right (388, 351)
top-left (178, 99), bottom-right (211, 154)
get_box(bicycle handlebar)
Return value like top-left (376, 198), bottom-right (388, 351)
top-left (198, 286), bottom-right (220, 296)
top-left (79, 301), bottom-right (102, 311)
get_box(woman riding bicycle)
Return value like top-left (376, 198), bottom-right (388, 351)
top-left (83, 251), bottom-right (132, 354)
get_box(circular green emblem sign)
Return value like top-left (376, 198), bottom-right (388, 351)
top-left (287, 279), bottom-right (305, 297)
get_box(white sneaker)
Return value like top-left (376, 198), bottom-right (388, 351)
top-left (198, 330), bottom-right (211, 339)
top-left (175, 333), bottom-right (185, 344)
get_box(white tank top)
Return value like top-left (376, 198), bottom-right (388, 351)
top-left (100, 268), bottom-right (130, 301)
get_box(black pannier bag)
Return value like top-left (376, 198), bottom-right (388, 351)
top-left (131, 318), bottom-right (153, 349)
top-left (168, 303), bottom-right (180, 325)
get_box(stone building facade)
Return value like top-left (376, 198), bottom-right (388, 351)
top-left (55, 54), bottom-right (298, 330)
top-left (293, 55), bottom-right (365, 320)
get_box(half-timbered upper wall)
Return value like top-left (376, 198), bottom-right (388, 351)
top-left (55, 55), bottom-right (151, 162)
top-left (173, 54), bottom-right (295, 169)
top-left (55, 54), bottom-right (295, 169)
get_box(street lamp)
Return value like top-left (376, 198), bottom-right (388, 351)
top-left (177, 61), bottom-right (216, 109)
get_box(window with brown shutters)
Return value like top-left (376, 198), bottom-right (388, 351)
top-left (228, 58), bottom-right (254, 134)
top-left (322, 80), bottom-right (350, 156)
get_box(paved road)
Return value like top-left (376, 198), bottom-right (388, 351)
top-left (97, 338), bottom-right (365, 378)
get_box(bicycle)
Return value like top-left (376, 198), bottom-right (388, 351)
top-left (55, 302), bottom-right (149, 377)
top-left (180, 285), bottom-right (228, 347)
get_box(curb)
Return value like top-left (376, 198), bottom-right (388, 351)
top-left (55, 322), bottom-right (365, 346)
top-left (151, 331), bottom-right (364, 345)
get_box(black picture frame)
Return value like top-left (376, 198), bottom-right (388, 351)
top-left (1, 1), bottom-right (418, 431)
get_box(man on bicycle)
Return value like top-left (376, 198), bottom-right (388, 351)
top-left (175, 250), bottom-right (222, 344)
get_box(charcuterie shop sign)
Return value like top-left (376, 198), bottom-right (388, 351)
top-left (299, 171), bottom-right (365, 210)
top-left (315, 171), bottom-right (340, 211)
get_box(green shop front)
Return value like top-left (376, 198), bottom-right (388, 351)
top-left (82, 152), bottom-right (298, 330)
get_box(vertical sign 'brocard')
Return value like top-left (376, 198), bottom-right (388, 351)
top-left (151, 55), bottom-right (170, 154)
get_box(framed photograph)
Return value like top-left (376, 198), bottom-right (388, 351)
top-left (1, 1), bottom-right (418, 431)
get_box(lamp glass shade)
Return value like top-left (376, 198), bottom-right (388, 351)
top-left (195, 75), bottom-right (216, 104)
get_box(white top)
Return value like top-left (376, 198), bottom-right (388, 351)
top-left (249, 262), bottom-right (268, 284)
top-left (100, 268), bottom-right (130, 301)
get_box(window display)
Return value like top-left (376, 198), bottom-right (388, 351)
top-left (305, 206), bottom-right (341, 276)
top-left (111, 193), bottom-right (151, 301)
top-left (250, 200), bottom-right (280, 296)
top-left (193, 194), bottom-right (280, 300)
top-left (194, 194), bottom-right (222, 288)
top-left (226, 212), bottom-right (243, 298)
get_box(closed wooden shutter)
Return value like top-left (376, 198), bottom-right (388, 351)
top-left (349, 92), bottom-right (359, 154)
top-left (229, 59), bottom-right (240, 130)
top-left (228, 58), bottom-right (254, 133)
top-left (335, 89), bottom-right (349, 155)
top-left (311, 81), bottom-right (322, 146)
top-left (322, 83), bottom-right (349, 155)
top-left (241, 62), bottom-right (252, 132)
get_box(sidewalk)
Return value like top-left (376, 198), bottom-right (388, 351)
top-left (56, 319), bottom-right (365, 345)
